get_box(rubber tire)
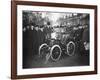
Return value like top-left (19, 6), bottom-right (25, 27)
top-left (39, 43), bottom-right (48, 57)
top-left (50, 45), bottom-right (62, 61)
top-left (66, 41), bottom-right (75, 56)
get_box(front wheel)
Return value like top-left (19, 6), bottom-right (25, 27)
top-left (66, 41), bottom-right (75, 56)
top-left (50, 45), bottom-right (61, 61)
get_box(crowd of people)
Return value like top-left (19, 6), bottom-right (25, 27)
top-left (23, 24), bottom-right (89, 54)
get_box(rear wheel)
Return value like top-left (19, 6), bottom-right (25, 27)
top-left (39, 43), bottom-right (48, 57)
top-left (66, 41), bottom-right (75, 56)
top-left (50, 45), bottom-right (61, 61)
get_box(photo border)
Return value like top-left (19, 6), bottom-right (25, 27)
top-left (11, 1), bottom-right (97, 79)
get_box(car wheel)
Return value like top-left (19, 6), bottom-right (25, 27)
top-left (50, 45), bottom-right (62, 61)
top-left (39, 43), bottom-right (48, 57)
top-left (66, 41), bottom-right (75, 56)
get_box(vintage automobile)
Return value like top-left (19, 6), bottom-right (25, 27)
top-left (38, 26), bottom-right (76, 62)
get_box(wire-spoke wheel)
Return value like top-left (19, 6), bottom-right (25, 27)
top-left (50, 45), bottom-right (61, 61)
top-left (66, 41), bottom-right (75, 56)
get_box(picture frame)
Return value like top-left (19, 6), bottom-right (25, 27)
top-left (11, 0), bottom-right (97, 79)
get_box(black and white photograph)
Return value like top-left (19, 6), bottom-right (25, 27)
top-left (22, 11), bottom-right (90, 69)
top-left (11, 1), bottom-right (97, 79)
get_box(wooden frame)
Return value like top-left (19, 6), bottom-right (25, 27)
top-left (11, 0), bottom-right (97, 79)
